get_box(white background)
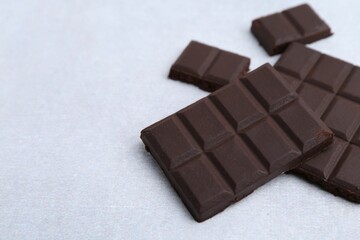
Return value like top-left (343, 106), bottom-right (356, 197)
top-left (1, 0), bottom-right (360, 239)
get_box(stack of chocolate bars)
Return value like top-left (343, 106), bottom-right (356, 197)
top-left (140, 3), bottom-right (360, 222)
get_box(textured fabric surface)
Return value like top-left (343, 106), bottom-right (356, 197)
top-left (1, 0), bottom-right (359, 239)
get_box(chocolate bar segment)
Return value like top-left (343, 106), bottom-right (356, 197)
top-left (169, 41), bottom-right (250, 91)
top-left (275, 42), bottom-right (360, 202)
top-left (141, 64), bottom-right (333, 222)
top-left (251, 4), bottom-right (331, 55)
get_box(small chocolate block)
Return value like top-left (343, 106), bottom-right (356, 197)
top-left (275, 42), bottom-right (360, 202)
top-left (251, 4), bottom-right (331, 55)
top-left (142, 64), bottom-right (333, 222)
top-left (169, 41), bottom-right (250, 91)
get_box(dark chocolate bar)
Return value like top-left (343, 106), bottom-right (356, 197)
top-left (251, 4), bottom-right (331, 55)
top-left (141, 64), bottom-right (333, 222)
top-left (169, 41), bottom-right (250, 91)
top-left (275, 42), bottom-right (360, 202)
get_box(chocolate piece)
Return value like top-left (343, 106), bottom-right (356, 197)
top-left (251, 4), bottom-right (331, 55)
top-left (275, 42), bottom-right (360, 202)
top-left (141, 64), bottom-right (333, 222)
top-left (169, 41), bottom-right (250, 91)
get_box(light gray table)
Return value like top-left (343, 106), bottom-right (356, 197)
top-left (1, 0), bottom-right (360, 239)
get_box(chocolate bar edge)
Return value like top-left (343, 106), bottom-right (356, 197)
top-left (251, 21), bottom-right (332, 56)
top-left (168, 66), bottom-right (250, 92)
top-left (141, 131), bottom-right (333, 222)
top-left (291, 168), bottom-right (360, 203)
